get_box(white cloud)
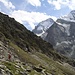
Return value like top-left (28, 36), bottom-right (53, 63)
top-left (0, 0), bottom-right (15, 9)
top-left (47, 0), bottom-right (75, 10)
top-left (48, 0), bottom-right (61, 10)
top-left (10, 10), bottom-right (57, 30)
top-left (26, 0), bottom-right (41, 7)
top-left (67, 0), bottom-right (75, 10)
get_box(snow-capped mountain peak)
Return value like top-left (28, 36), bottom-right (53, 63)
top-left (38, 18), bottom-right (54, 31)
top-left (33, 18), bottom-right (54, 36)
top-left (59, 10), bottom-right (75, 22)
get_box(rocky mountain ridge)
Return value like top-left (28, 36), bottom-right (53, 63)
top-left (33, 18), bottom-right (54, 36)
top-left (33, 10), bottom-right (75, 59)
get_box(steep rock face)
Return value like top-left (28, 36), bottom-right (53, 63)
top-left (44, 21), bottom-right (72, 57)
top-left (55, 19), bottom-right (75, 58)
top-left (45, 22), bottom-right (67, 45)
top-left (33, 18), bottom-right (54, 36)
top-left (46, 20), bottom-right (75, 58)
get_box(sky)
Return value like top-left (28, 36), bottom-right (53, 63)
top-left (0, 0), bottom-right (75, 31)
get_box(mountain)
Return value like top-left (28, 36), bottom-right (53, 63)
top-left (33, 10), bottom-right (75, 59)
top-left (33, 18), bottom-right (54, 36)
top-left (0, 12), bottom-right (75, 75)
top-left (60, 10), bottom-right (75, 21)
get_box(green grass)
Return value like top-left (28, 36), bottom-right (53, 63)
top-left (33, 52), bottom-right (75, 75)
top-left (8, 42), bottom-right (75, 75)
top-left (9, 42), bottom-right (40, 65)
top-left (29, 70), bottom-right (42, 75)
top-left (3, 61), bottom-right (22, 75)
top-left (0, 41), bottom-right (75, 75)
top-left (4, 62), bottom-right (16, 73)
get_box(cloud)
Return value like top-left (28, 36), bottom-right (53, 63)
top-left (0, 0), bottom-right (15, 9)
top-left (10, 10), bottom-right (57, 30)
top-left (48, 0), bottom-right (61, 10)
top-left (47, 0), bottom-right (75, 10)
top-left (26, 0), bottom-right (41, 7)
top-left (67, 0), bottom-right (75, 10)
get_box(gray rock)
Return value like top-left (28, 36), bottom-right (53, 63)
top-left (33, 10), bottom-right (75, 59)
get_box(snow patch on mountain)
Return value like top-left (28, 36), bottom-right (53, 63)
top-left (62, 24), bottom-right (70, 36)
top-left (56, 22), bottom-right (70, 36)
top-left (36, 30), bottom-right (45, 36)
top-left (70, 45), bottom-right (75, 57)
top-left (56, 41), bottom-right (71, 46)
top-left (41, 32), bottom-right (48, 39)
top-left (60, 10), bottom-right (75, 22)
top-left (56, 42), bottom-right (60, 46)
top-left (37, 26), bottom-right (43, 31)
top-left (39, 18), bottom-right (54, 31)
top-left (61, 41), bottom-right (71, 44)
top-left (33, 18), bottom-right (54, 36)
top-left (60, 15), bottom-right (74, 21)
top-left (57, 24), bottom-right (65, 32)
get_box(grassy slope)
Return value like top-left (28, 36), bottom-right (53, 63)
top-left (9, 42), bottom-right (75, 75)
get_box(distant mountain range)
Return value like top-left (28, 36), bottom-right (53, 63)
top-left (33, 10), bottom-right (75, 59)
